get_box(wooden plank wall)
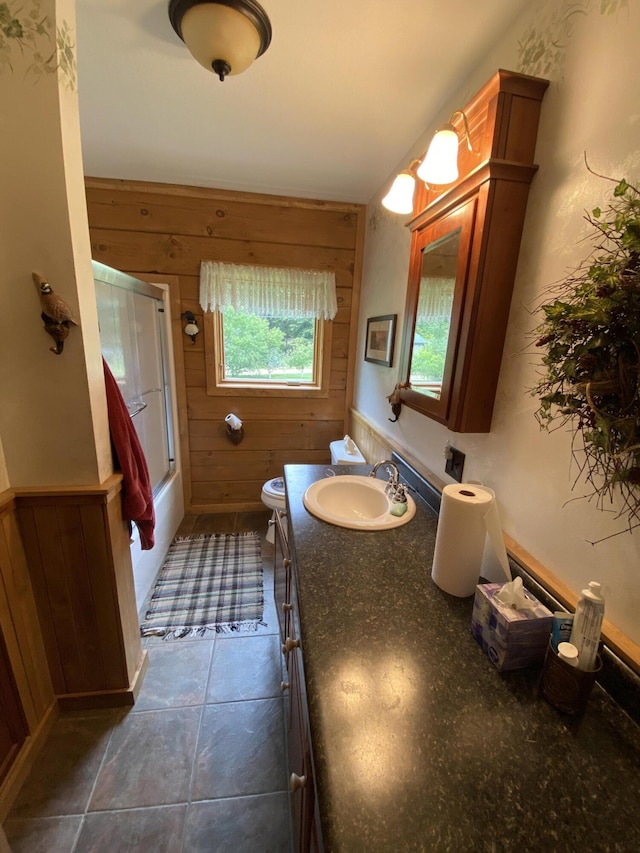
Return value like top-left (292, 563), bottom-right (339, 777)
top-left (0, 494), bottom-right (54, 733)
top-left (0, 490), bottom-right (57, 820)
top-left (85, 178), bottom-right (367, 513)
top-left (15, 477), bottom-right (147, 707)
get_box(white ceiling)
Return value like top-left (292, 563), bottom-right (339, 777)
top-left (76, 0), bottom-right (530, 204)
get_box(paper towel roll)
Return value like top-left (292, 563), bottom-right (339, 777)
top-left (225, 413), bottom-right (243, 430)
top-left (431, 484), bottom-right (511, 597)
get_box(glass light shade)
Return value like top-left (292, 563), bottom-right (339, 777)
top-left (382, 172), bottom-right (416, 214)
top-left (180, 4), bottom-right (262, 76)
top-left (417, 127), bottom-right (460, 185)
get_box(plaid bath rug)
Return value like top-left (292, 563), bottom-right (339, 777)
top-left (140, 532), bottom-right (264, 639)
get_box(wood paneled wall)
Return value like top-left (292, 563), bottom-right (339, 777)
top-left (85, 178), bottom-right (366, 513)
top-left (15, 476), bottom-right (147, 709)
top-left (0, 491), bottom-right (56, 819)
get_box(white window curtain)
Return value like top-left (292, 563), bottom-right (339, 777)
top-left (416, 276), bottom-right (455, 324)
top-left (200, 261), bottom-right (337, 320)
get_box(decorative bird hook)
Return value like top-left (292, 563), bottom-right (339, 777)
top-left (387, 382), bottom-right (407, 422)
top-left (33, 272), bottom-right (78, 355)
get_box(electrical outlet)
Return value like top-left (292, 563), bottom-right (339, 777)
top-left (445, 446), bottom-right (465, 482)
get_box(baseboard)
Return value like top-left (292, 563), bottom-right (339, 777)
top-left (0, 699), bottom-right (58, 822)
top-left (56, 649), bottom-right (149, 711)
top-left (188, 502), bottom-right (266, 515)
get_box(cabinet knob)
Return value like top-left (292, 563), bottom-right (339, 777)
top-left (283, 558), bottom-right (291, 569)
top-left (282, 602), bottom-right (293, 613)
top-left (282, 637), bottom-right (300, 654)
top-left (290, 772), bottom-right (306, 792)
top-left (281, 680), bottom-right (290, 692)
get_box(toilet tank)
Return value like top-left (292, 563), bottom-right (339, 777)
top-left (330, 435), bottom-right (366, 465)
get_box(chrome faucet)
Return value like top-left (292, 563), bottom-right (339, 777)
top-left (369, 460), bottom-right (406, 502)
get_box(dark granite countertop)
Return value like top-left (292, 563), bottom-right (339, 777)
top-left (284, 464), bottom-right (640, 853)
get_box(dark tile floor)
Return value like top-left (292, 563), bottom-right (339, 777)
top-left (3, 511), bottom-right (293, 853)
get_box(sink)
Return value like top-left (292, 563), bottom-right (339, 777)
top-left (302, 474), bottom-right (416, 530)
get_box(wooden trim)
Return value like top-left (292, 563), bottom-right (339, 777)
top-left (344, 202), bottom-right (367, 426)
top-left (204, 312), bottom-right (332, 399)
top-left (190, 501), bottom-right (265, 515)
top-left (84, 176), bottom-right (366, 214)
top-left (12, 473), bottom-right (123, 501)
top-left (0, 698), bottom-right (57, 822)
top-left (0, 492), bottom-right (15, 517)
top-left (349, 407), bottom-right (640, 676)
top-left (408, 160), bottom-right (538, 233)
top-left (56, 648), bottom-right (149, 711)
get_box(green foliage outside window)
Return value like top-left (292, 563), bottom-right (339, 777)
top-left (222, 308), bottom-right (315, 381)
top-left (411, 318), bottom-right (451, 382)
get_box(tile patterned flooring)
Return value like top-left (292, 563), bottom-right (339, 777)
top-left (3, 511), bottom-right (293, 853)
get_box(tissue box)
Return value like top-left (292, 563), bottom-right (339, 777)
top-left (471, 583), bottom-right (553, 671)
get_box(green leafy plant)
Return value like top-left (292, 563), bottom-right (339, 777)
top-left (532, 174), bottom-right (640, 535)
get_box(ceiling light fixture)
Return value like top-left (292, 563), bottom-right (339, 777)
top-left (382, 110), bottom-right (475, 215)
top-left (168, 0), bottom-right (272, 82)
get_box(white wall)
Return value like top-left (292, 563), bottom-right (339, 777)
top-left (0, 0), bottom-right (112, 488)
top-left (354, 0), bottom-right (640, 646)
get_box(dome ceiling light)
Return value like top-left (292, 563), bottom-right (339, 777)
top-left (168, 0), bottom-right (272, 82)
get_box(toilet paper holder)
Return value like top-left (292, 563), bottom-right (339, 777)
top-left (225, 413), bottom-right (244, 445)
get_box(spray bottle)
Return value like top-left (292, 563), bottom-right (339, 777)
top-left (569, 581), bottom-right (605, 671)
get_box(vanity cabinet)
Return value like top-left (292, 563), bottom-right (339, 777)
top-left (273, 511), bottom-right (323, 853)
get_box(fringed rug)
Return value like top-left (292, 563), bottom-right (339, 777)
top-left (140, 532), bottom-right (264, 639)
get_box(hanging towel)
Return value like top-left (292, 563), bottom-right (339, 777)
top-left (103, 358), bottom-right (155, 550)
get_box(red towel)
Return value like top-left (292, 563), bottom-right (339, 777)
top-left (103, 358), bottom-right (155, 550)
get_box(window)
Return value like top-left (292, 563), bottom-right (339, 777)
top-left (200, 261), bottom-right (336, 397)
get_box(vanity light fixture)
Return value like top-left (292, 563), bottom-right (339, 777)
top-left (168, 0), bottom-right (272, 82)
top-left (382, 110), bottom-right (475, 215)
top-left (381, 160), bottom-right (421, 215)
top-left (417, 110), bottom-right (474, 185)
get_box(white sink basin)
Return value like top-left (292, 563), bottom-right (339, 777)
top-left (303, 474), bottom-right (416, 530)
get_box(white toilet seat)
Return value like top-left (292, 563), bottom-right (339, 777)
top-left (261, 477), bottom-right (287, 512)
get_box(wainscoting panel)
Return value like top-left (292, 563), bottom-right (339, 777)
top-left (14, 476), bottom-right (147, 707)
top-left (0, 491), bottom-right (56, 819)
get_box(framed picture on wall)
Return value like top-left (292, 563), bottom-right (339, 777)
top-left (364, 314), bottom-right (397, 367)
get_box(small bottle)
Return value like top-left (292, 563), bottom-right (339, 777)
top-left (557, 641), bottom-right (579, 667)
top-left (569, 581), bottom-right (605, 671)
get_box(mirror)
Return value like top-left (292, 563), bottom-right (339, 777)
top-left (398, 198), bottom-right (475, 428)
top-left (395, 69), bottom-right (549, 433)
top-left (409, 228), bottom-right (460, 400)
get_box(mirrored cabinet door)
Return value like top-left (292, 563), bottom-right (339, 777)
top-left (399, 198), bottom-right (476, 425)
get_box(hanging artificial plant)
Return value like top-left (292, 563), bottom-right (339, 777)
top-left (533, 171), bottom-right (640, 536)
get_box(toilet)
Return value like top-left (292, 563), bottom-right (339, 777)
top-left (262, 435), bottom-right (365, 542)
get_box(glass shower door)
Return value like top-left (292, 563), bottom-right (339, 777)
top-left (94, 262), bottom-right (175, 495)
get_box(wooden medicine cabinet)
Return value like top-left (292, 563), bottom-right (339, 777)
top-left (398, 70), bottom-right (548, 432)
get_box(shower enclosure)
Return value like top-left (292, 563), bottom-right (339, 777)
top-left (93, 261), bottom-right (183, 610)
